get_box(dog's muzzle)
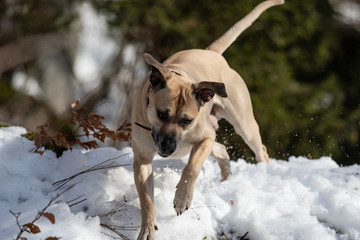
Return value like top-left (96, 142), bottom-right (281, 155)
top-left (151, 130), bottom-right (177, 157)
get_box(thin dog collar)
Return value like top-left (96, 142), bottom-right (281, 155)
top-left (135, 83), bottom-right (152, 132)
top-left (135, 122), bottom-right (151, 131)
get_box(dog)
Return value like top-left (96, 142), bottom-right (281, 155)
top-left (130, 0), bottom-right (284, 239)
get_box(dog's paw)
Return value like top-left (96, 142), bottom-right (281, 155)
top-left (137, 224), bottom-right (158, 240)
top-left (173, 182), bottom-right (194, 215)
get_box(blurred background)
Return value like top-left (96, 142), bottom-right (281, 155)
top-left (0, 0), bottom-right (359, 165)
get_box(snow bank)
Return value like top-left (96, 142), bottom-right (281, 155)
top-left (1, 126), bottom-right (360, 240)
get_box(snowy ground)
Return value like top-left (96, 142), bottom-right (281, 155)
top-left (1, 126), bottom-right (360, 240)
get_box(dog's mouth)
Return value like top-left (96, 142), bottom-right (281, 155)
top-left (157, 151), bottom-right (171, 158)
top-left (151, 130), bottom-right (178, 158)
top-left (155, 142), bottom-right (177, 158)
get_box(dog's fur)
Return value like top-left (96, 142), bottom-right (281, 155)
top-left (130, 1), bottom-right (284, 239)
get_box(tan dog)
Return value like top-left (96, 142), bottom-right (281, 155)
top-left (130, 0), bottom-right (284, 239)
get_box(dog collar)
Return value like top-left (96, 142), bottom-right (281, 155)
top-left (135, 122), bottom-right (151, 131)
top-left (135, 83), bottom-right (152, 132)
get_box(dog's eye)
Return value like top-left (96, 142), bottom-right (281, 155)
top-left (180, 119), bottom-right (192, 127)
top-left (157, 111), bottom-right (168, 120)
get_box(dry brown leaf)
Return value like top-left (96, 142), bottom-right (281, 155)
top-left (23, 223), bottom-right (41, 234)
top-left (71, 99), bottom-right (80, 108)
top-left (41, 212), bottom-right (55, 224)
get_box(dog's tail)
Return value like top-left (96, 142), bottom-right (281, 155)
top-left (206, 0), bottom-right (284, 55)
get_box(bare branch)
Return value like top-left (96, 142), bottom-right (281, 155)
top-left (9, 183), bottom-right (75, 240)
top-left (53, 154), bottom-right (130, 190)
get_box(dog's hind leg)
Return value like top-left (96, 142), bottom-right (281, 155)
top-left (230, 116), bottom-right (269, 163)
top-left (234, 118), bottom-right (269, 164)
top-left (211, 141), bottom-right (231, 181)
top-left (221, 73), bottom-right (269, 164)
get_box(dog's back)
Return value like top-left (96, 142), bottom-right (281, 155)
top-left (164, 50), bottom-right (229, 83)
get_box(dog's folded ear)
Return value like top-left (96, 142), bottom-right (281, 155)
top-left (144, 53), bottom-right (171, 90)
top-left (192, 81), bottom-right (228, 106)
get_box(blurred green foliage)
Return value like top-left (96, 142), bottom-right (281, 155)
top-left (0, 0), bottom-right (75, 45)
top-left (0, 0), bottom-right (76, 104)
top-left (92, 0), bottom-right (360, 165)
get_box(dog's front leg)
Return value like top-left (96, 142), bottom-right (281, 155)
top-left (173, 138), bottom-right (214, 215)
top-left (133, 149), bottom-right (157, 240)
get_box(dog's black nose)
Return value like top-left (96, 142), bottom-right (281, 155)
top-left (160, 137), bottom-right (176, 155)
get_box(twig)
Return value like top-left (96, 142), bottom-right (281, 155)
top-left (9, 210), bottom-right (22, 231)
top-left (98, 200), bottom-right (126, 219)
top-left (97, 196), bottom-right (138, 240)
top-left (51, 82), bottom-right (107, 128)
top-left (9, 184), bottom-right (76, 240)
top-left (100, 223), bottom-right (130, 240)
top-left (191, 208), bottom-right (200, 220)
top-left (238, 232), bottom-right (249, 240)
top-left (67, 195), bottom-right (87, 208)
top-left (53, 154), bottom-right (129, 191)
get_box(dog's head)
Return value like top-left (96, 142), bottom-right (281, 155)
top-left (144, 53), bottom-right (228, 157)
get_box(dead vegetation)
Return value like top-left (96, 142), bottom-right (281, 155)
top-left (11, 98), bottom-right (134, 239)
top-left (24, 99), bottom-right (131, 157)
top-left (10, 185), bottom-right (76, 240)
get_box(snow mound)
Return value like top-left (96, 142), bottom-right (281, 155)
top-left (0, 126), bottom-right (359, 240)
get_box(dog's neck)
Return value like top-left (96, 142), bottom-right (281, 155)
top-left (134, 83), bottom-right (152, 132)
top-left (146, 83), bottom-right (151, 108)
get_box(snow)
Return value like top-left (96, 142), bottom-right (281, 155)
top-left (1, 126), bottom-right (360, 240)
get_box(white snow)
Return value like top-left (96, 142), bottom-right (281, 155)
top-left (1, 126), bottom-right (360, 240)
